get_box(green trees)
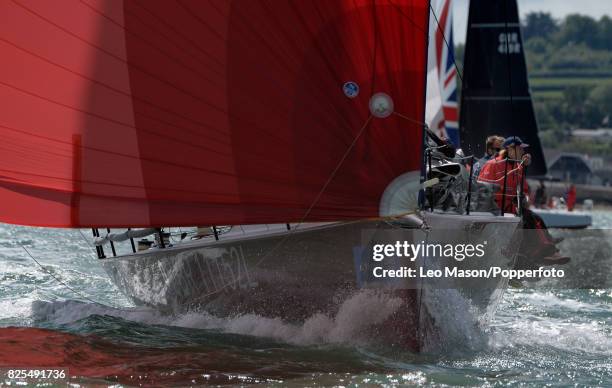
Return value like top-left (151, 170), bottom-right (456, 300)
top-left (520, 12), bottom-right (612, 135)
top-left (520, 12), bottom-right (612, 71)
top-left (598, 16), bottom-right (612, 50)
top-left (547, 44), bottom-right (612, 70)
top-left (522, 12), bottom-right (558, 41)
top-left (557, 14), bottom-right (599, 47)
top-left (455, 12), bottom-right (612, 155)
top-left (524, 13), bottom-right (612, 156)
top-left (535, 85), bottom-right (607, 134)
top-left (589, 84), bottom-right (612, 119)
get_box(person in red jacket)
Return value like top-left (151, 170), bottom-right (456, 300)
top-left (478, 136), bottom-right (569, 267)
top-left (477, 136), bottom-right (530, 214)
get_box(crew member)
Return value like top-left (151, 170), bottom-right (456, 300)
top-left (477, 136), bottom-right (530, 214)
top-left (478, 136), bottom-right (569, 266)
top-left (472, 135), bottom-right (504, 182)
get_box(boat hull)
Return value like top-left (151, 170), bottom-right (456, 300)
top-left (532, 208), bottom-right (592, 229)
top-left (100, 212), bottom-right (521, 350)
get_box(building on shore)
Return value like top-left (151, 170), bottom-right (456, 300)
top-left (571, 128), bottom-right (612, 142)
top-left (543, 150), bottom-right (610, 186)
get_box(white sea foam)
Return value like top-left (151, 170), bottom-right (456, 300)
top-left (0, 297), bottom-right (36, 324)
top-left (517, 291), bottom-right (611, 313)
top-left (31, 290), bottom-right (405, 346)
top-left (490, 290), bottom-right (612, 356)
top-left (30, 288), bottom-right (501, 352)
top-left (25, 289), bottom-right (612, 359)
top-left (490, 317), bottom-right (612, 356)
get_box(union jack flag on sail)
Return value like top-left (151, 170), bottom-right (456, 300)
top-left (425, 0), bottom-right (460, 147)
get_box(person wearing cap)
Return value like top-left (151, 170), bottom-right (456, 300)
top-left (477, 136), bottom-right (531, 214)
top-left (472, 135), bottom-right (504, 182)
top-left (478, 136), bottom-right (570, 267)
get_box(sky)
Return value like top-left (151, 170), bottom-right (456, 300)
top-left (453, 0), bottom-right (612, 44)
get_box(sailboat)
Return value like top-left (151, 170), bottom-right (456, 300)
top-left (530, 203), bottom-right (592, 229)
top-left (458, 0), bottom-right (591, 229)
top-left (1, 0), bottom-right (521, 351)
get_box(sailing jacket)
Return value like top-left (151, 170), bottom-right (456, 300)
top-left (477, 155), bottom-right (529, 214)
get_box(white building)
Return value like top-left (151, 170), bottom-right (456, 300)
top-left (571, 128), bottom-right (612, 142)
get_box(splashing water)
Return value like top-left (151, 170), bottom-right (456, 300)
top-left (30, 289), bottom-right (404, 347)
top-left (0, 214), bottom-right (611, 386)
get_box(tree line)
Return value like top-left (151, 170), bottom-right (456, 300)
top-left (521, 12), bottom-right (612, 153)
top-left (456, 12), bottom-right (612, 155)
top-left (522, 12), bottom-right (612, 71)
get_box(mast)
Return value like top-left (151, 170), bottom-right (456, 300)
top-left (459, 0), bottom-right (547, 175)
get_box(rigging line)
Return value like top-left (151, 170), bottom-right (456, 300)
top-left (295, 115), bottom-right (373, 228)
top-left (387, 0), bottom-right (429, 35)
top-left (188, 114), bottom-right (375, 303)
top-left (393, 110), bottom-right (428, 126)
top-left (78, 229), bottom-right (98, 254)
top-left (18, 239), bottom-right (107, 306)
top-left (478, 161), bottom-right (525, 183)
top-left (257, 114), bottom-right (374, 263)
top-left (428, 2), bottom-right (464, 83)
top-left (502, 0), bottom-right (515, 131)
top-left (15, 227), bottom-right (156, 313)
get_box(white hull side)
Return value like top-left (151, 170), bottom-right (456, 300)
top-left (100, 212), bottom-right (521, 350)
top-left (532, 208), bottom-right (592, 229)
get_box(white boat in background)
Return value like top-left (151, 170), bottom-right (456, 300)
top-left (532, 208), bottom-right (592, 229)
top-left (531, 188), bottom-right (592, 229)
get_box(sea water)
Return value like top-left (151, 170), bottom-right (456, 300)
top-left (0, 214), bottom-right (610, 386)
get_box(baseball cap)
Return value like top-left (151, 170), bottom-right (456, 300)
top-left (502, 136), bottom-right (529, 148)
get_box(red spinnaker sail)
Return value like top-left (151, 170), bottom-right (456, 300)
top-left (0, 0), bottom-right (428, 227)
